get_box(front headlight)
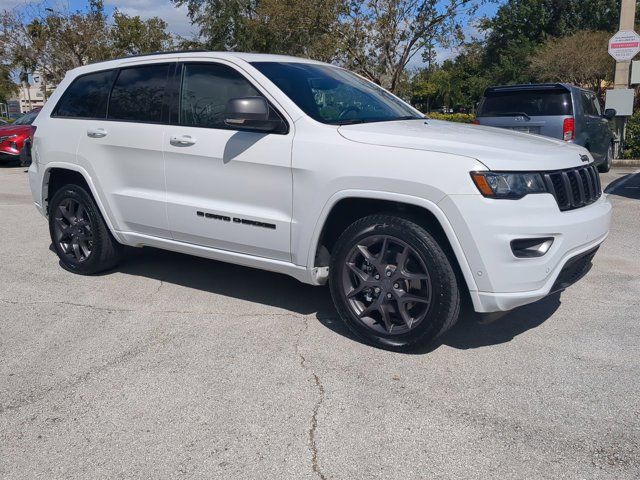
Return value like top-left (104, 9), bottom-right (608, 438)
top-left (470, 172), bottom-right (547, 199)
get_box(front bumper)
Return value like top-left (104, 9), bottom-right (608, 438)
top-left (439, 191), bottom-right (612, 313)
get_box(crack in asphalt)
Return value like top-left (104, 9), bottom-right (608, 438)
top-left (0, 298), bottom-right (302, 317)
top-left (295, 318), bottom-right (328, 480)
top-left (0, 331), bottom-right (178, 416)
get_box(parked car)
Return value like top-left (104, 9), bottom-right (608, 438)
top-left (28, 53), bottom-right (612, 350)
top-left (0, 110), bottom-right (39, 164)
top-left (475, 84), bottom-right (616, 172)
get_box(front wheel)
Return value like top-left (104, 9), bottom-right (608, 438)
top-left (329, 215), bottom-right (461, 351)
top-left (49, 184), bottom-right (122, 275)
top-left (598, 144), bottom-right (613, 173)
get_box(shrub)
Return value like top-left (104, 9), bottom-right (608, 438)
top-left (623, 111), bottom-right (640, 159)
top-left (427, 112), bottom-right (475, 123)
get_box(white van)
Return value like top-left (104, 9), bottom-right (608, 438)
top-left (28, 52), bottom-right (612, 350)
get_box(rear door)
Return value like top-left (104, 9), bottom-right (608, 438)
top-left (76, 62), bottom-right (172, 238)
top-left (477, 87), bottom-right (573, 140)
top-left (163, 61), bottom-right (294, 261)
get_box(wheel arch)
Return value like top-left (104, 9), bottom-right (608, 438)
top-left (307, 190), bottom-right (478, 295)
top-left (42, 163), bottom-right (121, 241)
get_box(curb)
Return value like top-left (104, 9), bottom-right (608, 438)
top-left (613, 159), bottom-right (640, 167)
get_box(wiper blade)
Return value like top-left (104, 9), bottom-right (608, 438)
top-left (334, 119), bottom-right (367, 125)
top-left (335, 116), bottom-right (423, 126)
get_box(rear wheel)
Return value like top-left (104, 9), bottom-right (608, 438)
top-left (598, 144), bottom-right (613, 173)
top-left (329, 215), bottom-right (461, 351)
top-left (49, 184), bottom-right (121, 275)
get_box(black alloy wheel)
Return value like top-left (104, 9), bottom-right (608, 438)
top-left (330, 214), bottom-right (461, 351)
top-left (48, 184), bottom-right (122, 274)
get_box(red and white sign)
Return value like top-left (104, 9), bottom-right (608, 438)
top-left (609, 30), bottom-right (640, 62)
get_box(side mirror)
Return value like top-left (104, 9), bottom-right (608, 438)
top-left (604, 108), bottom-right (617, 120)
top-left (225, 97), bottom-right (282, 132)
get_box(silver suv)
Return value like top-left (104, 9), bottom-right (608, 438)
top-left (476, 84), bottom-right (615, 172)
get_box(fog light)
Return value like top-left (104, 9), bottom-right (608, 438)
top-left (511, 238), bottom-right (554, 258)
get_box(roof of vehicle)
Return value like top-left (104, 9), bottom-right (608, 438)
top-left (69, 51), bottom-right (330, 77)
top-left (483, 83), bottom-right (575, 94)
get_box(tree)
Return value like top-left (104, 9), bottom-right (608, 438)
top-left (112, 11), bottom-right (173, 57)
top-left (173, 0), bottom-right (481, 92)
top-left (529, 30), bottom-right (613, 96)
top-left (334, 0), bottom-right (479, 92)
top-left (0, 1), bottom-right (173, 88)
top-left (480, 0), bottom-right (634, 85)
top-left (173, 0), bottom-right (343, 60)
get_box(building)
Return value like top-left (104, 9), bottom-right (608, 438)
top-left (10, 72), bottom-right (49, 115)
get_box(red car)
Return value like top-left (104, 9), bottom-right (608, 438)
top-left (0, 110), bottom-right (39, 164)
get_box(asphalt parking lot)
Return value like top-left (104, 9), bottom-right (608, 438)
top-left (0, 163), bottom-right (638, 479)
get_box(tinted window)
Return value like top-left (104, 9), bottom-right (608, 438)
top-left (251, 62), bottom-right (421, 125)
top-left (478, 89), bottom-right (573, 117)
top-left (108, 64), bottom-right (170, 123)
top-left (54, 70), bottom-right (116, 118)
top-left (581, 92), bottom-right (601, 116)
top-left (180, 63), bottom-right (269, 129)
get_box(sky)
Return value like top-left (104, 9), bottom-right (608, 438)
top-left (2, 0), bottom-right (504, 63)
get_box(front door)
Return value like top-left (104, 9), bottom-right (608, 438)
top-left (164, 62), bottom-right (294, 262)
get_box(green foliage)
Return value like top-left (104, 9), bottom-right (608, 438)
top-left (0, 2), bottom-right (174, 87)
top-left (481, 0), bottom-right (630, 86)
top-left (427, 112), bottom-right (475, 123)
top-left (623, 111), bottom-right (640, 159)
top-left (112, 11), bottom-right (173, 57)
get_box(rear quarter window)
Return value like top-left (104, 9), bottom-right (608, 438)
top-left (478, 89), bottom-right (573, 117)
top-left (53, 70), bottom-right (117, 119)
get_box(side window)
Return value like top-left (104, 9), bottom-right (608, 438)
top-left (108, 64), bottom-right (170, 123)
top-left (180, 63), bottom-right (273, 129)
top-left (581, 92), bottom-right (597, 116)
top-left (54, 70), bottom-right (116, 118)
top-left (591, 95), bottom-right (602, 116)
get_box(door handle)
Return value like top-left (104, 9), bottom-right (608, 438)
top-left (87, 127), bottom-right (107, 138)
top-left (170, 135), bottom-right (197, 147)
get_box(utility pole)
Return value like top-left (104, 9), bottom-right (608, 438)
top-left (614, 0), bottom-right (637, 88)
top-left (612, 0), bottom-right (637, 153)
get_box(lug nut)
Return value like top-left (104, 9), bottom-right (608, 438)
top-left (374, 274), bottom-right (380, 280)
top-left (374, 287), bottom-right (381, 294)
top-left (386, 293), bottom-right (393, 299)
top-left (386, 271), bottom-right (392, 277)
top-left (393, 283), bottom-right (399, 289)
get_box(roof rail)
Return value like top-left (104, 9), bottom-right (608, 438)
top-left (90, 49), bottom-right (211, 65)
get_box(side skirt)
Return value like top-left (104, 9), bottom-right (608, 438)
top-left (116, 231), bottom-right (315, 285)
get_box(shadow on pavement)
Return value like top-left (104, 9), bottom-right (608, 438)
top-left (437, 293), bottom-right (561, 351)
top-left (102, 247), bottom-right (560, 353)
top-left (605, 172), bottom-right (640, 200)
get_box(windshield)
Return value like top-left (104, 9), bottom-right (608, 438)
top-left (478, 89), bottom-right (573, 117)
top-left (13, 111), bottom-right (39, 125)
top-left (251, 62), bottom-right (422, 125)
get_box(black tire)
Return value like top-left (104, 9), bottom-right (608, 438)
top-left (598, 144), bottom-right (613, 173)
top-left (329, 214), bottom-right (461, 351)
top-left (49, 184), bottom-right (122, 275)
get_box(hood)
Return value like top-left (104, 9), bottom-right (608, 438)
top-left (0, 124), bottom-right (32, 138)
top-left (338, 119), bottom-right (591, 171)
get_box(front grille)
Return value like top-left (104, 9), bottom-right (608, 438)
top-left (542, 165), bottom-right (601, 211)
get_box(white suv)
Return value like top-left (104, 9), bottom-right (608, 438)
top-left (28, 52), bottom-right (612, 350)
